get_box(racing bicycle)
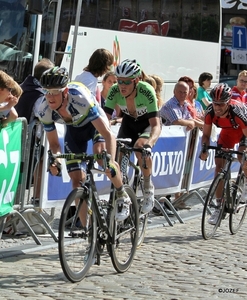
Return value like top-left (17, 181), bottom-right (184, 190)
top-left (201, 145), bottom-right (247, 240)
top-left (48, 150), bottom-right (139, 282)
top-left (115, 138), bottom-right (150, 248)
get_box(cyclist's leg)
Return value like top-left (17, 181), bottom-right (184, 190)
top-left (238, 136), bottom-right (247, 200)
top-left (92, 122), bottom-right (131, 222)
top-left (64, 125), bottom-right (92, 228)
top-left (134, 128), bottom-right (154, 213)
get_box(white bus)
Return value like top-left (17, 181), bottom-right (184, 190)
top-left (1, 0), bottom-right (222, 100)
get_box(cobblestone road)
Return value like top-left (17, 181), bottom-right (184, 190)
top-left (1, 216), bottom-right (247, 300)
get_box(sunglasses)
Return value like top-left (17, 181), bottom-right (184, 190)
top-left (43, 88), bottom-right (65, 95)
top-left (117, 79), bottom-right (135, 85)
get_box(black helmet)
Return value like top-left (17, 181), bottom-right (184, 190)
top-left (210, 83), bottom-right (232, 103)
top-left (40, 66), bottom-right (69, 89)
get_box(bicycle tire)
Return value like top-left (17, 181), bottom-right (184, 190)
top-left (136, 198), bottom-right (148, 248)
top-left (58, 188), bottom-right (97, 282)
top-left (229, 172), bottom-right (247, 234)
top-left (108, 184), bottom-right (139, 273)
top-left (201, 173), bottom-right (226, 240)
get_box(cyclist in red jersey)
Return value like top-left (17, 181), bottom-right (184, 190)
top-left (199, 83), bottom-right (247, 225)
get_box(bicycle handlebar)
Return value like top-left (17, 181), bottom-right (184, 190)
top-left (47, 150), bottom-right (112, 172)
top-left (116, 139), bottom-right (151, 169)
top-left (202, 144), bottom-right (244, 157)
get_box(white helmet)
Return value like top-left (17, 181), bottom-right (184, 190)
top-left (115, 59), bottom-right (141, 78)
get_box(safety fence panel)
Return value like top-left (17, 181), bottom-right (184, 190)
top-left (187, 127), bottom-right (240, 191)
top-left (0, 119), bottom-right (25, 217)
top-left (40, 124), bottom-right (191, 208)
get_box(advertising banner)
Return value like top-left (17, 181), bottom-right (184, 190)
top-left (0, 121), bottom-right (22, 217)
top-left (40, 125), bottom-right (190, 208)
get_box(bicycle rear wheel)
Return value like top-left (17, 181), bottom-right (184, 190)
top-left (229, 172), bottom-right (247, 234)
top-left (201, 174), bottom-right (226, 240)
top-left (58, 188), bottom-right (97, 282)
top-left (108, 185), bottom-right (139, 273)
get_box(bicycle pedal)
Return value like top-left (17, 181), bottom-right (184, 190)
top-left (69, 230), bottom-right (87, 238)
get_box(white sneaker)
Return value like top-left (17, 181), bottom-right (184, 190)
top-left (208, 209), bottom-right (220, 225)
top-left (115, 194), bottom-right (131, 222)
top-left (142, 186), bottom-right (155, 214)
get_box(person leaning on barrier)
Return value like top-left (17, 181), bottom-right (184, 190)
top-left (15, 58), bottom-right (55, 124)
top-left (160, 81), bottom-right (195, 210)
top-left (15, 58), bottom-right (55, 204)
top-left (38, 66), bottom-right (131, 224)
top-left (0, 70), bottom-right (22, 128)
top-left (104, 59), bottom-right (162, 214)
top-left (199, 83), bottom-right (247, 225)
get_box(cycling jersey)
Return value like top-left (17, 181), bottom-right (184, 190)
top-left (104, 81), bottom-right (159, 145)
top-left (38, 81), bottom-right (107, 173)
top-left (38, 81), bottom-right (107, 132)
top-left (205, 99), bottom-right (247, 148)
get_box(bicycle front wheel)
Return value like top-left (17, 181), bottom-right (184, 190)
top-left (108, 185), bottom-right (139, 273)
top-left (201, 174), bottom-right (226, 240)
top-left (58, 188), bottom-right (97, 282)
top-left (229, 172), bottom-right (247, 234)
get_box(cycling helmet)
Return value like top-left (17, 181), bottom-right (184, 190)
top-left (40, 66), bottom-right (69, 89)
top-left (115, 59), bottom-right (141, 78)
top-left (210, 83), bottom-right (232, 103)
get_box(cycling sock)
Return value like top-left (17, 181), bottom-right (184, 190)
top-left (144, 175), bottom-right (152, 190)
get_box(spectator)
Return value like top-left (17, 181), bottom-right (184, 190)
top-left (160, 81), bottom-right (195, 210)
top-left (75, 48), bottom-right (113, 102)
top-left (15, 58), bottom-right (55, 203)
top-left (100, 71), bottom-right (122, 124)
top-left (187, 84), bottom-right (204, 129)
top-left (231, 70), bottom-right (247, 103)
top-left (104, 59), bottom-right (161, 214)
top-left (100, 71), bottom-right (117, 108)
top-left (0, 70), bottom-right (22, 128)
top-left (160, 81), bottom-right (195, 130)
top-left (196, 72), bottom-right (213, 110)
top-left (15, 58), bottom-right (54, 124)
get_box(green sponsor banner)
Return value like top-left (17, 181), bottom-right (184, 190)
top-left (0, 120), bottom-right (22, 217)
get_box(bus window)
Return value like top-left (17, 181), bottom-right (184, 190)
top-left (0, 0), bottom-right (35, 83)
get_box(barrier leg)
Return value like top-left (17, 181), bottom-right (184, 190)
top-left (158, 197), bottom-right (184, 224)
top-left (154, 198), bottom-right (174, 226)
top-left (0, 215), bottom-right (8, 239)
top-left (4, 210), bottom-right (42, 245)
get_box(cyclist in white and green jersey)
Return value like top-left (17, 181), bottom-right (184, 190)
top-left (104, 59), bottom-right (161, 214)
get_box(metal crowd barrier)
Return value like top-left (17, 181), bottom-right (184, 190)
top-left (0, 118), bottom-right (57, 244)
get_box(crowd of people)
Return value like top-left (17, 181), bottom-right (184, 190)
top-left (2, 47), bottom-right (247, 236)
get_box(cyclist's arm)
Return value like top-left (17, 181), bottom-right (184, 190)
top-left (91, 116), bottom-right (116, 159)
top-left (45, 129), bottom-right (62, 176)
top-left (200, 123), bottom-right (212, 160)
top-left (46, 129), bottom-right (61, 154)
